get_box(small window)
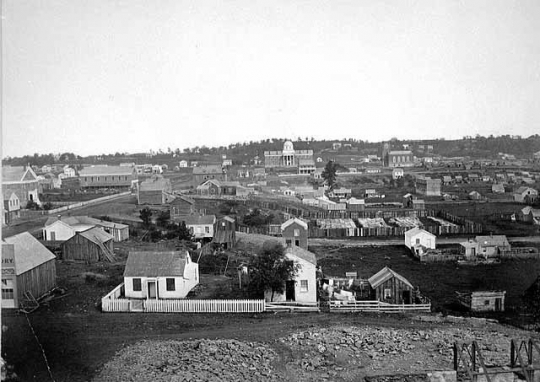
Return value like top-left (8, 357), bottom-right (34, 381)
top-left (205, 226), bottom-right (210, 233)
top-left (166, 278), bottom-right (175, 291)
top-left (300, 280), bottom-right (308, 292)
top-left (294, 229), bottom-right (300, 237)
top-left (484, 300), bottom-right (490, 305)
top-left (416, 238), bottom-right (420, 244)
top-left (133, 278), bottom-right (142, 291)
top-left (384, 289), bottom-right (392, 299)
top-left (286, 239), bottom-right (292, 245)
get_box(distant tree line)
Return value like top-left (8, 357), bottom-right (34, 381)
top-left (4, 134), bottom-right (540, 166)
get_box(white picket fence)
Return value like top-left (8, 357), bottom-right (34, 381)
top-left (329, 300), bottom-right (431, 313)
top-left (144, 299), bottom-right (265, 313)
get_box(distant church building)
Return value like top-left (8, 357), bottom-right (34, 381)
top-left (264, 141), bottom-right (314, 169)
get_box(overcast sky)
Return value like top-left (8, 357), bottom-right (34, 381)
top-left (2, 0), bottom-right (540, 157)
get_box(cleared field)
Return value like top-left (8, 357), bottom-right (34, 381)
top-left (312, 243), bottom-right (540, 315)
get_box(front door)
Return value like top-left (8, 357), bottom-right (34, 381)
top-left (147, 281), bottom-right (157, 299)
top-left (286, 281), bottom-right (295, 301)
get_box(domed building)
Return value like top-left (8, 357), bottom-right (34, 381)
top-left (264, 141), bottom-right (314, 171)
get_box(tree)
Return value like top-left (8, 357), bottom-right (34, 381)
top-left (176, 221), bottom-right (193, 241)
top-left (139, 207), bottom-right (153, 228)
top-left (243, 208), bottom-right (272, 227)
top-left (321, 160), bottom-right (337, 190)
top-left (156, 210), bottom-right (170, 227)
top-left (248, 241), bottom-right (299, 301)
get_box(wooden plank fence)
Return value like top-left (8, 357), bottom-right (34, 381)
top-left (328, 300), bottom-right (431, 313)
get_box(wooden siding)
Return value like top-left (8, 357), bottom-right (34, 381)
top-left (62, 235), bottom-right (114, 262)
top-left (282, 223), bottom-right (308, 249)
top-left (16, 259), bottom-right (56, 304)
top-left (372, 277), bottom-right (414, 305)
top-left (213, 219), bottom-right (236, 248)
top-left (170, 199), bottom-right (195, 218)
top-left (138, 190), bottom-right (166, 205)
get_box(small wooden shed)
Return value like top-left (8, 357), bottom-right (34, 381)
top-left (456, 291), bottom-right (506, 312)
top-left (213, 216), bottom-right (236, 249)
top-left (368, 267), bottom-right (415, 304)
top-left (2, 232), bottom-right (57, 309)
top-left (61, 228), bottom-right (115, 262)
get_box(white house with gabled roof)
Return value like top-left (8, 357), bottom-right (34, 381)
top-left (264, 245), bottom-right (317, 305)
top-left (404, 227), bottom-right (436, 257)
top-left (123, 251), bottom-right (199, 299)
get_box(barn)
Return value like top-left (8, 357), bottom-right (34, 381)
top-left (368, 267), bottom-right (415, 305)
top-left (2, 232), bottom-right (57, 309)
top-left (61, 228), bottom-right (115, 262)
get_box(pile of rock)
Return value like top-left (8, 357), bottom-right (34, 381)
top-left (277, 325), bottom-right (518, 380)
top-left (94, 339), bottom-right (280, 382)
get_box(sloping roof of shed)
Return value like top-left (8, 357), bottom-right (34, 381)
top-left (3, 232), bottom-right (56, 275)
top-left (368, 266), bottom-right (413, 289)
top-left (77, 227), bottom-right (114, 244)
top-left (124, 251), bottom-right (188, 277)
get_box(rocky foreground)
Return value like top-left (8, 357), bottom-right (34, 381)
top-left (94, 316), bottom-right (539, 382)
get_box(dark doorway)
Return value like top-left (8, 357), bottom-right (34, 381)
top-left (495, 298), bottom-right (502, 311)
top-left (286, 280), bottom-right (295, 301)
top-left (402, 290), bottom-right (411, 304)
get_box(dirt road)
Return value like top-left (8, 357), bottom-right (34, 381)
top-left (3, 309), bottom-right (537, 382)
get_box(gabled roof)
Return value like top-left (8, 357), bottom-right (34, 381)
top-left (515, 186), bottom-right (537, 194)
top-left (405, 227), bottom-right (435, 238)
top-left (281, 218), bottom-right (308, 231)
top-left (285, 245), bottom-right (317, 265)
top-left (3, 190), bottom-right (17, 201)
top-left (2, 166), bottom-right (38, 183)
top-left (3, 232), bottom-right (56, 275)
top-left (180, 214), bottom-right (216, 225)
top-left (78, 166), bottom-right (135, 176)
top-left (368, 267), bottom-right (413, 289)
top-left (193, 165), bottom-right (223, 175)
top-left (76, 227), bottom-right (114, 244)
top-left (198, 179), bottom-right (221, 188)
top-left (45, 216), bottom-right (128, 230)
top-left (139, 176), bottom-right (171, 191)
top-left (170, 195), bottom-right (195, 205)
top-left (124, 251), bottom-right (189, 277)
top-left (475, 235), bottom-right (510, 247)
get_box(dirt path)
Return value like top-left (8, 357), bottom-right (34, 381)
top-left (2, 309), bottom-right (536, 382)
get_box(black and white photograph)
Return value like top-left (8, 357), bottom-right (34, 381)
top-left (2, 0), bottom-right (540, 381)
